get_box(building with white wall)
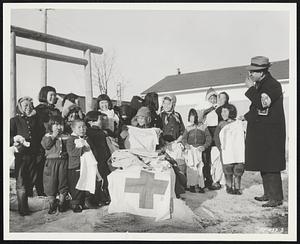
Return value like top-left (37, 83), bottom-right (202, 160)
top-left (142, 59), bottom-right (289, 126)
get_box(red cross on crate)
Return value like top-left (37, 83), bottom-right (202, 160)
top-left (124, 170), bottom-right (169, 209)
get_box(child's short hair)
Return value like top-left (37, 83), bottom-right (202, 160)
top-left (85, 111), bottom-right (102, 123)
top-left (46, 115), bottom-right (63, 133)
top-left (94, 94), bottom-right (113, 110)
top-left (38, 86), bottom-right (57, 103)
top-left (71, 119), bottom-right (84, 129)
top-left (222, 103), bottom-right (237, 120)
top-left (188, 108), bottom-right (199, 125)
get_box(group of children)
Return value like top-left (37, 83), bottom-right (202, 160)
top-left (10, 85), bottom-right (246, 217)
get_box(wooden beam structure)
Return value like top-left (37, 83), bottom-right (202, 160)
top-left (10, 25), bottom-right (103, 116)
top-left (84, 49), bottom-right (93, 112)
top-left (11, 32), bottom-right (17, 117)
top-left (16, 46), bottom-right (88, 66)
top-left (11, 25), bottom-right (103, 54)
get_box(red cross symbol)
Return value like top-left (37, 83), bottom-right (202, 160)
top-left (124, 170), bottom-right (169, 209)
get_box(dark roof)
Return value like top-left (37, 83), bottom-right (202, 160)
top-left (142, 59), bottom-right (289, 94)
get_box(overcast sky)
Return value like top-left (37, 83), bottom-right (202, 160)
top-left (10, 5), bottom-right (290, 104)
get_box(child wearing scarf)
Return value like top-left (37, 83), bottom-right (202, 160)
top-left (10, 96), bottom-right (40, 216)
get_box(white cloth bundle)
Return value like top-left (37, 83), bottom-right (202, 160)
top-left (111, 150), bottom-right (145, 169)
top-left (125, 126), bottom-right (159, 152)
top-left (76, 150), bottom-right (99, 194)
top-left (210, 146), bottom-right (225, 185)
top-left (184, 146), bottom-right (204, 187)
top-left (219, 120), bottom-right (245, 165)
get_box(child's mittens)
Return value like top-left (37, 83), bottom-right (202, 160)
top-left (13, 135), bottom-right (30, 147)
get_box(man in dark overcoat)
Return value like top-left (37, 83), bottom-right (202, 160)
top-left (243, 56), bottom-right (286, 207)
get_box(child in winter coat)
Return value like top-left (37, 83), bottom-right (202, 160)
top-left (41, 116), bottom-right (69, 214)
top-left (35, 86), bottom-right (61, 196)
top-left (182, 109), bottom-right (212, 193)
top-left (66, 119), bottom-right (99, 212)
top-left (214, 104), bottom-right (245, 195)
top-left (85, 111), bottom-right (112, 206)
top-left (196, 87), bottom-right (220, 190)
top-left (10, 96), bottom-right (40, 216)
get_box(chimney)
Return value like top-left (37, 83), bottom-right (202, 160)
top-left (177, 68), bottom-right (181, 75)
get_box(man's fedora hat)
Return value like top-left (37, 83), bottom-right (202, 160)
top-left (246, 56), bottom-right (272, 71)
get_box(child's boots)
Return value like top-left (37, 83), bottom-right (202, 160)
top-left (58, 193), bottom-right (67, 212)
top-left (48, 196), bottom-right (58, 214)
top-left (190, 185), bottom-right (196, 193)
top-left (17, 189), bottom-right (30, 216)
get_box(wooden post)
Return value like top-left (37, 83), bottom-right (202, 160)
top-left (41, 9), bottom-right (48, 87)
top-left (11, 32), bottom-right (16, 117)
top-left (84, 49), bottom-right (93, 113)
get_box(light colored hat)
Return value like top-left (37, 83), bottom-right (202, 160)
top-left (136, 106), bottom-right (151, 118)
top-left (205, 87), bottom-right (217, 101)
top-left (163, 94), bottom-right (177, 105)
top-left (246, 56), bottom-right (271, 71)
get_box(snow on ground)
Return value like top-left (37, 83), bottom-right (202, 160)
top-left (9, 170), bottom-right (288, 233)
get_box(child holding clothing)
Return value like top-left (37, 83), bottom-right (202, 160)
top-left (214, 104), bottom-right (245, 195)
top-left (85, 111), bottom-right (111, 206)
top-left (41, 116), bottom-right (69, 214)
top-left (159, 95), bottom-right (186, 198)
top-left (10, 97), bottom-right (40, 216)
top-left (182, 109), bottom-right (212, 193)
top-left (66, 119), bottom-right (98, 212)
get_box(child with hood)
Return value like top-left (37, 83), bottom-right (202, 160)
top-left (10, 96), bottom-right (40, 215)
top-left (35, 86), bottom-right (61, 196)
top-left (159, 95), bottom-right (186, 197)
top-left (196, 87), bottom-right (220, 190)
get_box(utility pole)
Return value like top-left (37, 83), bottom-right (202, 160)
top-left (116, 82), bottom-right (122, 106)
top-left (39, 8), bottom-right (54, 87)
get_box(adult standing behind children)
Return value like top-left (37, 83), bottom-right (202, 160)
top-left (35, 86), bottom-right (61, 196)
top-left (242, 56), bottom-right (286, 207)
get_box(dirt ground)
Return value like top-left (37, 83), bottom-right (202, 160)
top-left (9, 170), bottom-right (288, 234)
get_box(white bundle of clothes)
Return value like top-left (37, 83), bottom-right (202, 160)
top-left (219, 120), bottom-right (245, 165)
top-left (165, 141), bottom-right (185, 166)
top-left (210, 146), bottom-right (225, 185)
top-left (124, 126), bottom-right (159, 152)
top-left (184, 146), bottom-right (205, 188)
top-left (75, 138), bottom-right (101, 194)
